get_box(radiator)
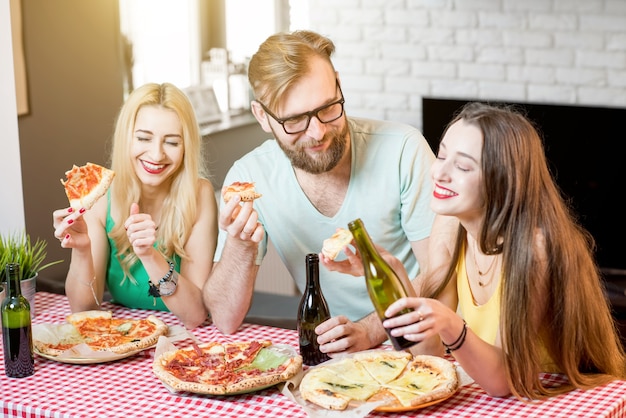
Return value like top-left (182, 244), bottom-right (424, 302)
top-left (255, 239), bottom-right (298, 296)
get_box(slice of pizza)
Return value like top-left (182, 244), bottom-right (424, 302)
top-left (66, 310), bottom-right (112, 335)
top-left (222, 181), bottom-right (262, 203)
top-left (352, 350), bottom-right (411, 384)
top-left (299, 364), bottom-right (380, 410)
top-left (223, 340), bottom-right (272, 370)
top-left (323, 357), bottom-right (380, 386)
top-left (60, 162), bottom-right (116, 210)
top-left (321, 228), bottom-right (353, 260)
top-left (32, 323), bottom-right (86, 356)
top-left (381, 355), bottom-right (458, 407)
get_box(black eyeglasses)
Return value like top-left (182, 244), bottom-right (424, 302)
top-left (257, 81), bottom-right (345, 134)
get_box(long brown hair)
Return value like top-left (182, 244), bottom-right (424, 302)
top-left (430, 102), bottom-right (626, 399)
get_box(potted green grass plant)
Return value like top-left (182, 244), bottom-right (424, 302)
top-left (0, 231), bottom-right (63, 314)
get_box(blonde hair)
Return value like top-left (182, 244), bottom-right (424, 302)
top-left (248, 30), bottom-right (336, 110)
top-left (108, 82), bottom-right (207, 280)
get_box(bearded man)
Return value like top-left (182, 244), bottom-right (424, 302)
top-left (203, 30), bottom-right (436, 356)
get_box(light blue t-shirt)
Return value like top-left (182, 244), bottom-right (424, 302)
top-left (214, 117), bottom-right (436, 321)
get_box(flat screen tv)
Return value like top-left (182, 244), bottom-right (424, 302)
top-left (422, 98), bottom-right (626, 273)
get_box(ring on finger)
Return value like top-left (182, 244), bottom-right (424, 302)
top-left (417, 310), bottom-right (424, 322)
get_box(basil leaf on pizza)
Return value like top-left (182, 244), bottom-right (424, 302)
top-left (299, 351), bottom-right (458, 411)
top-left (152, 340), bottom-right (303, 395)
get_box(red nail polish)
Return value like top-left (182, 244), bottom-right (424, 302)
top-left (68, 207), bottom-right (74, 213)
top-left (79, 208), bottom-right (86, 213)
top-left (68, 219), bottom-right (74, 225)
top-left (65, 234), bottom-right (70, 240)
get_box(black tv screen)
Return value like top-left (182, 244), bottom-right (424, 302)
top-left (422, 98), bottom-right (626, 272)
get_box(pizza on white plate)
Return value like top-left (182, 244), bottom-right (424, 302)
top-left (33, 310), bottom-right (168, 357)
top-left (299, 350), bottom-right (458, 411)
top-left (60, 162), bottom-right (115, 210)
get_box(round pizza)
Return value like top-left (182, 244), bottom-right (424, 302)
top-left (152, 340), bottom-right (303, 395)
top-left (33, 310), bottom-right (168, 356)
top-left (299, 350), bottom-right (458, 411)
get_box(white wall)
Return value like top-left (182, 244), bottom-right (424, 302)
top-left (307, 0), bottom-right (626, 130)
top-left (0, 0), bottom-right (26, 235)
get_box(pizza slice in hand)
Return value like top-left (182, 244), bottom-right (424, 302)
top-left (60, 162), bottom-right (116, 210)
top-left (222, 181), bottom-right (262, 203)
top-left (322, 228), bottom-right (354, 260)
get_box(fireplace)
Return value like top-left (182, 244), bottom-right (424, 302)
top-left (422, 98), bottom-right (626, 344)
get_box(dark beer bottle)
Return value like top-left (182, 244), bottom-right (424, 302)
top-left (297, 253), bottom-right (331, 366)
top-left (348, 218), bottom-right (417, 350)
top-left (1, 263), bottom-right (35, 377)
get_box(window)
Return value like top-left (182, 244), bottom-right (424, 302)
top-left (119, 0), bottom-right (200, 90)
top-left (119, 0), bottom-right (309, 100)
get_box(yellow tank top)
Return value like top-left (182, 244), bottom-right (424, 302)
top-left (456, 241), bottom-right (559, 372)
top-left (456, 242), bottom-right (501, 344)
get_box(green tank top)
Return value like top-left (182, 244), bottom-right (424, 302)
top-left (105, 194), bottom-right (180, 311)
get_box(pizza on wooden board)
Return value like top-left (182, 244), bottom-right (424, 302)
top-left (222, 181), bottom-right (262, 203)
top-left (33, 310), bottom-right (168, 356)
top-left (60, 162), bottom-right (116, 210)
top-left (299, 351), bottom-right (458, 411)
top-left (152, 340), bottom-right (303, 395)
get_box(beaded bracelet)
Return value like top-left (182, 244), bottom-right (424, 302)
top-left (147, 260), bottom-right (175, 298)
top-left (442, 319), bottom-right (467, 354)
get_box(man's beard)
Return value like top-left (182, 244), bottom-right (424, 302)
top-left (274, 122), bottom-right (349, 174)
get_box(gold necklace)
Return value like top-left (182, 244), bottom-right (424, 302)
top-left (472, 240), bottom-right (497, 286)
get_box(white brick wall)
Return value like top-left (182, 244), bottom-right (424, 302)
top-left (305, 0), bottom-right (626, 130)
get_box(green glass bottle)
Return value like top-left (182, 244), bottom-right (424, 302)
top-left (1, 263), bottom-right (35, 378)
top-left (297, 253), bottom-right (331, 366)
top-left (348, 218), bottom-right (417, 351)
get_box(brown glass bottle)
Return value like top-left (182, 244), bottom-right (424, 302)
top-left (297, 253), bottom-right (331, 366)
top-left (1, 263), bottom-right (35, 378)
top-left (348, 218), bottom-right (417, 351)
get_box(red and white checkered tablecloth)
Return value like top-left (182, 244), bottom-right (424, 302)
top-left (2, 292), bottom-right (626, 418)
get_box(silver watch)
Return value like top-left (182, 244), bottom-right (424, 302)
top-left (148, 261), bottom-right (178, 297)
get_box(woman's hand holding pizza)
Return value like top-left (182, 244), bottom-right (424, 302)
top-left (52, 206), bottom-right (90, 249)
top-left (124, 203), bottom-right (158, 257)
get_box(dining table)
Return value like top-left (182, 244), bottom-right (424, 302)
top-left (1, 291), bottom-right (626, 418)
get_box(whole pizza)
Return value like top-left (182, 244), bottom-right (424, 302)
top-left (152, 340), bottom-right (303, 395)
top-left (33, 310), bottom-right (168, 356)
top-left (299, 350), bottom-right (458, 411)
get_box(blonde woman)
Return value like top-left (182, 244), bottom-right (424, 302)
top-left (53, 83), bottom-right (218, 329)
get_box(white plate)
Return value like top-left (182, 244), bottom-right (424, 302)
top-left (34, 347), bottom-right (146, 364)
